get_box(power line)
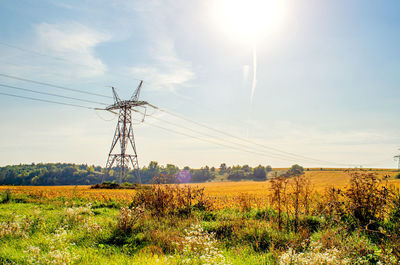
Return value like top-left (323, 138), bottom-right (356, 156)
top-left (0, 83), bottom-right (108, 106)
top-left (0, 91), bottom-right (93, 109)
top-left (0, 41), bottom-right (86, 66)
top-left (0, 41), bottom-right (144, 82)
top-left (0, 72), bottom-right (388, 167)
top-left (148, 104), bottom-right (356, 167)
top-left (0, 73), bottom-right (111, 99)
top-left (140, 110), bottom-right (339, 164)
top-left (144, 121), bottom-right (307, 163)
top-left (0, 42), bottom-right (199, 98)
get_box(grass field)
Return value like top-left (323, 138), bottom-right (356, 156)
top-left (0, 169), bottom-right (400, 264)
top-left (0, 169), bottom-right (398, 207)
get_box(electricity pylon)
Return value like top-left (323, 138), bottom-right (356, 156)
top-left (395, 149), bottom-right (400, 171)
top-left (103, 81), bottom-right (148, 184)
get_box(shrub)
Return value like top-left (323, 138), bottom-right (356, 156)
top-left (345, 172), bottom-right (392, 226)
top-left (279, 241), bottom-right (350, 265)
top-left (203, 220), bottom-right (236, 241)
top-left (242, 224), bottom-right (273, 252)
top-left (26, 226), bottom-right (78, 264)
top-left (270, 176), bottom-right (288, 230)
top-left (270, 174), bottom-right (313, 232)
top-left (117, 206), bottom-right (145, 233)
top-left (280, 164), bottom-right (304, 178)
top-left (299, 216), bottom-right (322, 233)
top-left (91, 181), bottom-right (120, 189)
top-left (322, 187), bottom-right (346, 223)
top-left (0, 189), bottom-right (11, 203)
top-left (131, 184), bottom-right (213, 217)
top-left (169, 224), bottom-right (231, 265)
top-left (91, 181), bottom-right (144, 189)
top-left (237, 193), bottom-right (255, 212)
top-left (63, 204), bottom-right (94, 226)
top-left (0, 216), bottom-right (33, 238)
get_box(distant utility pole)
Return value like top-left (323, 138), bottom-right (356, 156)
top-left (103, 81), bottom-right (148, 184)
top-left (395, 149), bottom-right (400, 171)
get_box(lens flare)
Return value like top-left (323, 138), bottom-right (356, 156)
top-left (177, 170), bottom-right (191, 183)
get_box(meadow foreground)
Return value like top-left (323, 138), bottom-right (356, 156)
top-left (0, 170), bottom-right (400, 264)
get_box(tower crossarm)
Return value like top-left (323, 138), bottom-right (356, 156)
top-left (105, 100), bottom-right (148, 111)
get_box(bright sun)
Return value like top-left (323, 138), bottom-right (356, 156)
top-left (213, 0), bottom-right (287, 43)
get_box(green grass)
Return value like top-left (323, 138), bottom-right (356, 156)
top-left (0, 201), bottom-right (279, 264)
top-left (0, 185), bottom-right (399, 265)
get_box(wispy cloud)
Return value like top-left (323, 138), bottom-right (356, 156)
top-left (124, 1), bottom-right (195, 92)
top-left (34, 22), bottom-right (110, 78)
top-left (128, 37), bottom-right (194, 92)
top-left (0, 22), bottom-right (110, 82)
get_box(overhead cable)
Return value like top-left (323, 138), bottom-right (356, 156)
top-left (0, 41), bottom-right (144, 82)
top-left (144, 121), bottom-right (308, 163)
top-left (0, 83), bottom-right (108, 106)
top-left (0, 73), bottom-right (111, 99)
top-left (147, 104), bottom-right (356, 166)
top-left (0, 91), bottom-right (93, 109)
top-left (138, 110), bottom-right (332, 164)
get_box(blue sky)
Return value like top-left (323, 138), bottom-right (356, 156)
top-left (0, 0), bottom-right (399, 168)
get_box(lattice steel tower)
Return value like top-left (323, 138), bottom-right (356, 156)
top-left (104, 81), bottom-right (148, 184)
top-left (395, 149), bottom-right (400, 171)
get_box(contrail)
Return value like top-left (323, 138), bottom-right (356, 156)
top-left (250, 44), bottom-right (257, 103)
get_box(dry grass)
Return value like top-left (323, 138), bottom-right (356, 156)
top-left (0, 170), bottom-right (399, 209)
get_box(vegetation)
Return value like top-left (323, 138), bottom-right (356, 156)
top-left (91, 182), bottom-right (147, 190)
top-left (0, 170), bottom-right (400, 264)
top-left (0, 162), bottom-right (276, 186)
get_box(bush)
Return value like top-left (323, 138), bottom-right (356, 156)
top-left (345, 172), bottom-right (392, 226)
top-left (280, 164), bottom-right (304, 178)
top-left (203, 220), bottom-right (236, 241)
top-left (131, 184), bottom-right (213, 217)
top-left (300, 216), bottom-right (322, 233)
top-left (0, 189), bottom-right (11, 203)
top-left (91, 181), bottom-right (120, 189)
top-left (117, 206), bottom-right (145, 233)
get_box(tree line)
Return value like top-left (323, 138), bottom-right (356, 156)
top-left (0, 162), bottom-right (304, 185)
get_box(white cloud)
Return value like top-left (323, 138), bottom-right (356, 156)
top-left (128, 35), bottom-right (194, 92)
top-left (123, 1), bottom-right (195, 92)
top-left (34, 22), bottom-right (110, 78)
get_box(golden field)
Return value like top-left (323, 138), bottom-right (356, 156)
top-left (0, 169), bottom-right (399, 209)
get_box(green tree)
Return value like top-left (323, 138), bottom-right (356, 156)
top-left (281, 164), bottom-right (304, 178)
top-left (242, 164), bottom-right (251, 172)
top-left (219, 163), bottom-right (227, 175)
top-left (253, 165), bottom-right (267, 181)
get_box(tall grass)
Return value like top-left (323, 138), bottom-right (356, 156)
top-left (0, 170), bottom-right (399, 264)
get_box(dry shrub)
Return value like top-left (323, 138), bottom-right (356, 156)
top-left (149, 228), bottom-right (182, 253)
top-left (137, 245), bottom-right (164, 256)
top-left (345, 171), bottom-right (393, 226)
top-left (270, 174), bottom-right (313, 231)
top-left (0, 216), bottom-right (33, 238)
top-left (321, 187), bottom-right (346, 223)
top-left (270, 176), bottom-right (288, 230)
top-left (238, 193), bottom-right (255, 212)
top-left (171, 224), bottom-right (230, 264)
top-left (63, 205), bottom-right (94, 225)
top-left (131, 184), bottom-right (213, 217)
top-left (117, 206), bottom-right (145, 233)
top-left (319, 229), bottom-right (343, 249)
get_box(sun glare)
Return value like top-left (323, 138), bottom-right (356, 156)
top-left (213, 0), bottom-right (287, 43)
